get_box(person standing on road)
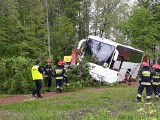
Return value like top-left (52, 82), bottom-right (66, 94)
top-left (44, 59), bottom-right (53, 92)
top-left (31, 60), bottom-right (44, 98)
top-left (135, 62), bottom-right (152, 102)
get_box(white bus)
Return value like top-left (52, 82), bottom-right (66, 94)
top-left (77, 35), bottom-right (144, 83)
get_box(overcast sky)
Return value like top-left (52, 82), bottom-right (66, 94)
top-left (129, 0), bottom-right (136, 6)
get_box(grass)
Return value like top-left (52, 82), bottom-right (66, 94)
top-left (0, 94), bottom-right (13, 98)
top-left (0, 86), bottom-right (160, 120)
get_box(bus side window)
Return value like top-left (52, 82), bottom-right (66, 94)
top-left (110, 56), bottom-right (124, 71)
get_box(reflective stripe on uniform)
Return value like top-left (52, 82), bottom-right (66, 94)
top-left (55, 77), bottom-right (63, 79)
top-left (152, 76), bottom-right (160, 78)
top-left (55, 69), bottom-right (63, 74)
top-left (146, 96), bottom-right (151, 99)
top-left (137, 94), bottom-right (142, 97)
top-left (142, 71), bottom-right (151, 77)
top-left (152, 82), bottom-right (159, 85)
top-left (141, 82), bottom-right (151, 85)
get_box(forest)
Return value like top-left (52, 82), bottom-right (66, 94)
top-left (0, 0), bottom-right (160, 94)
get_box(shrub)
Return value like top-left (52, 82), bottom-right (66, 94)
top-left (63, 56), bottom-right (116, 92)
top-left (0, 57), bottom-right (35, 94)
top-left (63, 59), bottom-right (94, 92)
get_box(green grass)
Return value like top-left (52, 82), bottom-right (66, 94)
top-left (0, 94), bottom-right (13, 98)
top-left (0, 87), bottom-right (160, 120)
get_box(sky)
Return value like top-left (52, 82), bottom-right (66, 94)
top-left (129, 0), bottom-right (136, 6)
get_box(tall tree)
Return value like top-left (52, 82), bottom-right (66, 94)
top-left (0, 0), bottom-right (22, 57)
top-left (90, 0), bottom-right (129, 40)
top-left (52, 16), bottom-right (75, 61)
top-left (48, 0), bottom-right (80, 61)
top-left (137, 0), bottom-right (160, 60)
top-left (16, 0), bottom-right (47, 58)
top-left (119, 6), bottom-right (160, 58)
top-left (77, 0), bottom-right (92, 40)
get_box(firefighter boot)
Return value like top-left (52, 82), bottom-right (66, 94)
top-left (37, 93), bottom-right (43, 98)
top-left (135, 96), bottom-right (141, 102)
top-left (59, 88), bottom-right (62, 93)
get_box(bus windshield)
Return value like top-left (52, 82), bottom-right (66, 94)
top-left (84, 38), bottom-right (115, 66)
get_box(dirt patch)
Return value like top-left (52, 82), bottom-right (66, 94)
top-left (121, 82), bottom-right (139, 87)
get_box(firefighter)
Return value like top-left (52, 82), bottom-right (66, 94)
top-left (151, 64), bottom-right (160, 100)
top-left (157, 64), bottom-right (160, 98)
top-left (31, 60), bottom-right (44, 98)
top-left (135, 62), bottom-right (152, 102)
top-left (53, 60), bottom-right (67, 93)
top-left (44, 59), bottom-right (53, 92)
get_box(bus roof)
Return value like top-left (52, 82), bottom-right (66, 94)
top-left (88, 35), bottom-right (144, 54)
top-left (88, 35), bottom-right (117, 47)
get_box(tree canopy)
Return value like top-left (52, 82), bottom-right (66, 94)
top-left (119, 1), bottom-right (160, 58)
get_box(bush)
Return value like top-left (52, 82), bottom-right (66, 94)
top-left (0, 57), bottom-right (35, 94)
top-left (63, 57), bottom-right (116, 92)
top-left (63, 59), bottom-right (93, 91)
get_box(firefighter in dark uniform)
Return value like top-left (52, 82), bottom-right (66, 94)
top-left (151, 64), bottom-right (160, 100)
top-left (53, 60), bottom-right (67, 93)
top-left (31, 60), bottom-right (44, 98)
top-left (156, 64), bottom-right (160, 98)
top-left (44, 60), bottom-right (53, 92)
top-left (136, 62), bottom-right (152, 102)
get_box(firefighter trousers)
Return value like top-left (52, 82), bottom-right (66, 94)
top-left (56, 79), bottom-right (63, 89)
top-left (158, 85), bottom-right (160, 97)
top-left (45, 77), bottom-right (52, 88)
top-left (137, 84), bottom-right (152, 99)
top-left (152, 85), bottom-right (159, 97)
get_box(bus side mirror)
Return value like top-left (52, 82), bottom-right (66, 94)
top-left (113, 50), bottom-right (119, 61)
